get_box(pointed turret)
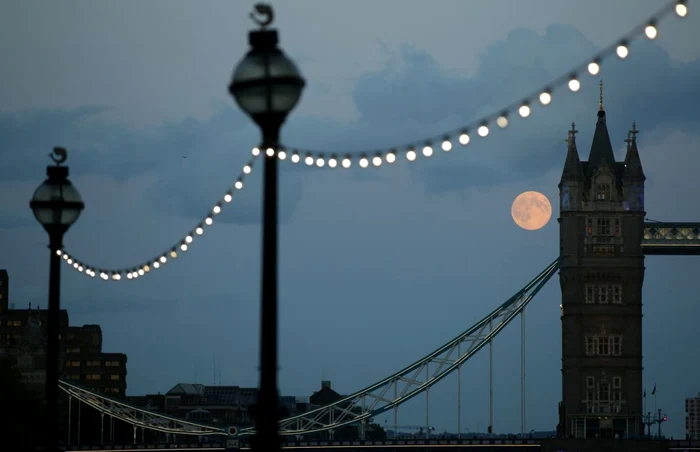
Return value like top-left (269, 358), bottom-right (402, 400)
top-left (561, 122), bottom-right (584, 182)
top-left (586, 81), bottom-right (617, 179)
top-left (623, 121), bottom-right (645, 180)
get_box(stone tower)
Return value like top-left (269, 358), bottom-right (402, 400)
top-left (558, 83), bottom-right (646, 439)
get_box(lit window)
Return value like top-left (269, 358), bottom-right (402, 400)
top-left (67, 361), bottom-right (81, 367)
top-left (86, 360), bottom-right (101, 367)
top-left (86, 374), bottom-right (101, 380)
top-left (586, 218), bottom-right (593, 236)
top-left (110, 374), bottom-right (120, 380)
top-left (596, 184), bottom-right (611, 200)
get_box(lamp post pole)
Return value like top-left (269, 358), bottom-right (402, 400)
top-left (30, 147), bottom-right (84, 452)
top-left (229, 4), bottom-right (305, 451)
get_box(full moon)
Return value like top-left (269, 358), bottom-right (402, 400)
top-left (511, 191), bottom-right (552, 231)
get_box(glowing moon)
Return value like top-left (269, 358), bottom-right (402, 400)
top-left (511, 191), bottom-right (552, 231)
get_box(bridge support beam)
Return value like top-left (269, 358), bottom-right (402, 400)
top-left (489, 319), bottom-right (494, 435)
top-left (426, 365), bottom-right (430, 438)
top-left (521, 309), bottom-right (526, 438)
top-left (457, 342), bottom-right (461, 439)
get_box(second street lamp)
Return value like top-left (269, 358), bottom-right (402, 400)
top-left (229, 4), bottom-right (305, 451)
top-left (30, 147), bottom-right (84, 452)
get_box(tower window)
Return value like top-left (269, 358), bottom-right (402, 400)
top-left (585, 336), bottom-right (597, 356)
top-left (612, 285), bottom-right (623, 303)
top-left (598, 336), bottom-right (610, 355)
top-left (598, 382), bottom-right (610, 401)
top-left (615, 218), bottom-right (621, 236)
top-left (585, 285), bottom-right (595, 303)
top-left (587, 218), bottom-right (593, 236)
top-left (597, 286), bottom-right (608, 303)
top-left (587, 376), bottom-right (595, 388)
top-left (596, 218), bottom-right (612, 235)
top-left (613, 377), bottom-right (621, 388)
top-left (596, 184), bottom-right (611, 200)
top-left (612, 336), bottom-right (623, 356)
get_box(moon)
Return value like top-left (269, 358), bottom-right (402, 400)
top-left (511, 191), bottom-right (552, 231)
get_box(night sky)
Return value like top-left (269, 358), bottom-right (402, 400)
top-left (2, 0), bottom-right (700, 438)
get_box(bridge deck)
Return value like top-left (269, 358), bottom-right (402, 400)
top-left (642, 222), bottom-right (700, 255)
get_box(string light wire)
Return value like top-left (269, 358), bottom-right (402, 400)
top-left (277, 0), bottom-right (688, 167)
top-left (59, 153), bottom-right (260, 281)
top-left (59, 0), bottom-right (689, 281)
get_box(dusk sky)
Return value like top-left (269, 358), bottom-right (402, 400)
top-left (2, 0), bottom-right (700, 438)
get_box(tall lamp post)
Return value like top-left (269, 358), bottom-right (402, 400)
top-left (30, 147), bottom-right (84, 451)
top-left (229, 4), bottom-right (305, 451)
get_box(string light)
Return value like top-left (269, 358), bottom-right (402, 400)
top-left (60, 1), bottom-right (690, 281)
top-left (275, 1), bottom-right (686, 166)
top-left (59, 151), bottom-right (260, 282)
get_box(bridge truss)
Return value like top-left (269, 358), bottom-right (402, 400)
top-left (58, 259), bottom-right (560, 439)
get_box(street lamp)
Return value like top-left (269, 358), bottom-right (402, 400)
top-left (229, 4), bottom-right (305, 451)
top-left (30, 147), bottom-right (84, 451)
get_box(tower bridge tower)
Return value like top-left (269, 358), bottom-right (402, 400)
top-left (558, 83), bottom-right (646, 439)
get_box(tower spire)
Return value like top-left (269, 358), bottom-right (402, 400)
top-left (599, 80), bottom-right (604, 111)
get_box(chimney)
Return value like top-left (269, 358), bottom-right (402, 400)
top-left (321, 380), bottom-right (331, 389)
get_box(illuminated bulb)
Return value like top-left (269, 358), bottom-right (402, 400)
top-left (224, 193), bottom-right (232, 203)
top-left (266, 148), bottom-right (275, 157)
top-left (78, 266), bottom-right (83, 272)
top-left (676, 2), bottom-right (687, 17)
top-left (459, 133), bottom-right (470, 145)
top-left (539, 92), bottom-right (552, 105)
top-left (305, 155), bottom-right (314, 166)
top-left (160, 256), bottom-right (167, 263)
top-left (422, 145), bottom-right (433, 157)
top-left (195, 227), bottom-right (203, 235)
top-left (243, 165), bottom-right (252, 174)
top-left (90, 271), bottom-right (96, 278)
top-left (235, 181), bottom-right (243, 190)
top-left (616, 44), bottom-right (628, 59)
top-left (478, 125), bottom-right (489, 137)
top-left (372, 156), bottom-right (382, 167)
top-left (213, 205), bottom-right (221, 214)
top-left (112, 274), bottom-right (121, 281)
top-left (100, 272), bottom-right (108, 280)
top-left (342, 157), bottom-right (351, 168)
top-left (328, 157), bottom-right (337, 168)
top-left (588, 62), bottom-right (600, 75)
top-left (291, 153), bottom-right (300, 163)
top-left (252, 147), bottom-right (260, 156)
top-left (185, 235), bottom-right (193, 244)
top-left (278, 150), bottom-right (287, 160)
top-left (568, 77), bottom-right (580, 92)
top-left (63, 254), bottom-right (68, 260)
top-left (67, 259), bottom-right (73, 265)
top-left (205, 216), bottom-right (213, 225)
top-left (138, 269), bottom-right (145, 276)
top-left (143, 265), bottom-right (150, 272)
top-left (645, 24), bottom-right (657, 39)
top-left (132, 272), bottom-right (139, 279)
top-left (518, 104), bottom-right (531, 118)
top-left (56, 250), bottom-right (62, 256)
top-left (180, 244), bottom-right (188, 251)
top-left (441, 140), bottom-right (452, 151)
top-left (386, 152), bottom-right (396, 163)
top-left (127, 273), bottom-right (133, 280)
top-left (153, 262), bottom-right (160, 269)
top-left (406, 149), bottom-right (417, 161)
top-left (496, 115), bottom-right (509, 128)
top-left (73, 262), bottom-right (78, 268)
top-left (316, 157), bottom-right (325, 167)
top-left (359, 157), bottom-right (369, 168)
top-left (170, 251), bottom-right (178, 258)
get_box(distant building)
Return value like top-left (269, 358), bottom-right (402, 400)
top-left (687, 393), bottom-right (700, 440)
top-left (0, 270), bottom-right (127, 397)
top-left (164, 383), bottom-right (258, 427)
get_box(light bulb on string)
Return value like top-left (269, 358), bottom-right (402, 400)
top-left (78, 266), bottom-right (83, 272)
top-left (386, 150), bottom-right (396, 163)
top-left (316, 157), bottom-right (325, 167)
top-left (127, 273), bottom-right (133, 280)
top-left (235, 181), bottom-right (243, 190)
top-left (138, 269), bottom-right (145, 276)
top-left (224, 193), bottom-right (233, 203)
top-left (243, 165), bottom-right (252, 174)
top-left (265, 148), bottom-right (275, 157)
top-left (205, 217), bottom-right (213, 226)
top-left (422, 144), bottom-right (433, 157)
top-left (143, 265), bottom-right (150, 273)
top-left (406, 149), bottom-right (417, 161)
top-left (170, 250), bottom-right (178, 258)
top-left (359, 156), bottom-right (369, 168)
top-left (328, 156), bottom-right (338, 168)
top-left (518, 103), bottom-right (531, 118)
top-left (496, 114), bottom-right (509, 128)
top-left (342, 156), bottom-right (352, 168)
top-left (568, 75), bottom-right (581, 92)
top-left (160, 256), bottom-right (167, 263)
top-left (305, 155), bottom-right (314, 166)
top-left (252, 147), bottom-right (260, 156)
top-left (478, 124), bottom-right (489, 138)
top-left (291, 152), bottom-right (300, 163)
top-left (180, 244), bottom-right (188, 252)
top-left (372, 155), bottom-right (382, 167)
top-left (56, 250), bottom-right (62, 256)
top-left (441, 138), bottom-right (453, 151)
top-left (67, 258), bottom-right (73, 265)
top-left (62, 254), bottom-right (68, 260)
top-left (213, 205), bottom-right (221, 214)
top-left (153, 262), bottom-right (160, 269)
top-left (539, 91), bottom-right (552, 105)
top-left (72, 262), bottom-right (78, 268)
top-left (676, 2), bottom-right (687, 17)
top-left (459, 131), bottom-right (470, 145)
top-left (278, 150), bottom-right (287, 160)
top-left (185, 235), bottom-right (193, 244)
top-left (616, 42), bottom-right (629, 59)
top-left (588, 61), bottom-right (600, 75)
top-left (645, 22), bottom-right (658, 39)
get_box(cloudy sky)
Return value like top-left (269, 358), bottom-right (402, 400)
top-left (2, 0), bottom-right (700, 438)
